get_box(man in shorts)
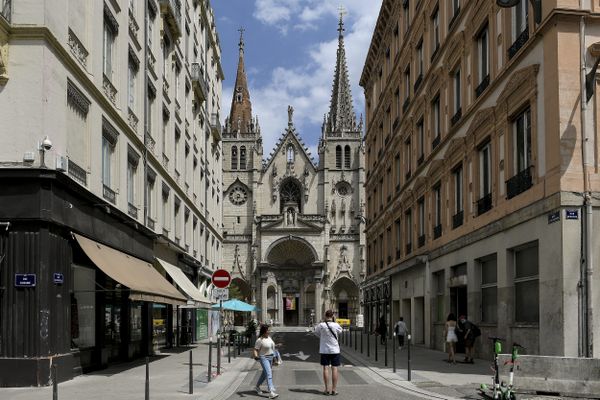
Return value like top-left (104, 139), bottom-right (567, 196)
top-left (314, 310), bottom-right (343, 395)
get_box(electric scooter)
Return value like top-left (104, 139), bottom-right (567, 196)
top-left (479, 337), bottom-right (524, 400)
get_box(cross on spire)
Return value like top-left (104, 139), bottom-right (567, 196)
top-left (238, 26), bottom-right (245, 51)
top-left (337, 5), bottom-right (347, 35)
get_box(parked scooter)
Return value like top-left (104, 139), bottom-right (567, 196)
top-left (479, 337), bottom-right (524, 399)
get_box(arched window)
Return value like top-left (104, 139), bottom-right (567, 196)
top-left (344, 145), bottom-right (351, 169)
top-left (231, 146), bottom-right (238, 170)
top-left (287, 145), bottom-right (295, 163)
top-left (240, 146), bottom-right (247, 169)
top-left (279, 178), bottom-right (302, 213)
top-left (336, 145), bottom-right (342, 169)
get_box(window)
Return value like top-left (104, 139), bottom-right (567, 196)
top-left (395, 88), bottom-right (400, 118)
top-left (514, 107), bottom-right (531, 174)
top-left (162, 186), bottom-right (170, 231)
top-left (386, 227), bottom-right (392, 263)
top-left (433, 183), bottom-right (442, 234)
top-left (453, 68), bottom-right (461, 115)
top-left (175, 65), bottom-right (181, 101)
top-left (480, 255), bottom-right (498, 323)
top-left (432, 95), bottom-right (441, 142)
top-left (286, 145), bottom-right (293, 164)
top-left (336, 145), bottom-right (342, 169)
top-left (344, 145), bottom-right (351, 169)
top-left (72, 265), bottom-right (96, 348)
top-left (405, 209), bottom-right (412, 253)
top-left (452, 0), bottom-right (460, 17)
top-left (431, 7), bottom-right (440, 54)
top-left (453, 165), bottom-right (463, 228)
top-left (416, 40), bottom-right (424, 79)
top-left (513, 0), bottom-right (528, 41)
top-left (404, 67), bottom-right (411, 101)
top-left (480, 141), bottom-right (492, 197)
top-left (184, 144), bottom-right (190, 184)
top-left (417, 119), bottom-right (424, 163)
top-left (163, 36), bottom-right (170, 80)
top-left (477, 24), bottom-right (489, 85)
top-left (103, 20), bottom-right (115, 79)
top-left (395, 154), bottom-right (401, 188)
top-left (405, 139), bottom-right (412, 177)
top-left (147, 171), bottom-right (156, 222)
top-left (174, 130), bottom-right (180, 171)
top-left (240, 146), bottom-right (247, 169)
top-left (162, 109), bottom-right (168, 157)
top-left (102, 136), bottom-right (115, 188)
top-left (128, 61), bottom-right (137, 111)
top-left (434, 271), bottom-right (445, 322)
top-left (231, 146), bottom-right (238, 170)
top-left (147, 14), bottom-right (154, 46)
top-left (403, 0), bottom-right (410, 33)
top-left (127, 150), bottom-right (139, 207)
top-left (395, 218), bottom-right (401, 259)
top-left (418, 197), bottom-right (425, 246)
top-left (514, 244), bottom-right (539, 323)
top-left (174, 199), bottom-right (181, 241)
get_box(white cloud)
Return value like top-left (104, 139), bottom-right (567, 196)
top-left (244, 0), bottom-right (382, 158)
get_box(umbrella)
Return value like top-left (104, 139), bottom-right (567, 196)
top-left (211, 299), bottom-right (256, 312)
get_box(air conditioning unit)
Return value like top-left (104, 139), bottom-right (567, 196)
top-left (56, 155), bottom-right (68, 172)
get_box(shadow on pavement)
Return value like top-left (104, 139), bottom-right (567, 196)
top-left (288, 388), bottom-right (326, 395)
top-left (231, 390), bottom-right (264, 398)
top-left (84, 354), bottom-right (169, 376)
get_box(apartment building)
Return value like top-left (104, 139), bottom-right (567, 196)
top-left (0, 0), bottom-right (223, 386)
top-left (361, 0), bottom-right (600, 360)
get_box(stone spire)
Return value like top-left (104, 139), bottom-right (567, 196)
top-left (228, 27), bottom-right (254, 134)
top-left (325, 7), bottom-right (359, 137)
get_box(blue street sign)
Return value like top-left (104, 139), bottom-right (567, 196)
top-left (53, 273), bottom-right (64, 284)
top-left (566, 210), bottom-right (579, 220)
top-left (548, 210), bottom-right (560, 224)
top-left (15, 274), bottom-right (36, 288)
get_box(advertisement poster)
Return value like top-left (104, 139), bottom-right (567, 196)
top-left (208, 310), bottom-right (221, 338)
top-left (285, 297), bottom-right (296, 311)
top-left (196, 309), bottom-right (208, 340)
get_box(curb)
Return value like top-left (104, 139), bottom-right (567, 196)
top-left (210, 354), bottom-right (256, 400)
top-left (341, 347), bottom-right (460, 400)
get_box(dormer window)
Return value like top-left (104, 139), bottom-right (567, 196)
top-left (287, 144), bottom-right (295, 163)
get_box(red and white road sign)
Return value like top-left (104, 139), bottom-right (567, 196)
top-left (211, 269), bottom-right (231, 289)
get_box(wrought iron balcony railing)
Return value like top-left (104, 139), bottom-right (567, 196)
top-left (508, 28), bottom-right (529, 60)
top-left (403, 97), bottom-right (410, 113)
top-left (210, 113), bottom-right (222, 141)
top-left (475, 74), bottom-right (490, 98)
top-left (477, 193), bottom-right (493, 216)
top-left (452, 210), bottom-right (464, 229)
top-left (414, 74), bottom-right (423, 92)
top-left (103, 184), bottom-right (116, 204)
top-left (451, 108), bottom-right (462, 126)
top-left (432, 135), bottom-right (441, 150)
top-left (418, 234), bottom-right (426, 248)
top-left (191, 62), bottom-right (208, 102)
top-left (506, 166), bottom-right (533, 199)
top-left (68, 159), bottom-right (87, 186)
top-left (128, 203), bottom-right (138, 219)
top-left (433, 224), bottom-right (442, 239)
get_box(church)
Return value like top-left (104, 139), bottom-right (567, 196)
top-left (222, 15), bottom-right (365, 326)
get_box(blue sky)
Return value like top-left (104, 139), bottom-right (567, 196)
top-left (212, 0), bottom-right (383, 160)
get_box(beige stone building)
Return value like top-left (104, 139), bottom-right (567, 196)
top-left (221, 17), bottom-right (366, 326)
top-left (361, 0), bottom-right (600, 359)
top-left (0, 0), bottom-right (223, 385)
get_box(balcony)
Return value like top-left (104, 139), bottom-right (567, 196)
top-left (414, 74), bottom-right (423, 92)
top-left (432, 135), bottom-right (441, 150)
top-left (403, 97), bottom-right (410, 113)
top-left (433, 224), bottom-right (442, 239)
top-left (477, 193), bottom-right (493, 216)
top-left (452, 210), bottom-right (464, 229)
top-left (396, 249), bottom-right (401, 260)
top-left (1, 0), bottom-right (11, 22)
top-left (128, 203), bottom-right (138, 219)
top-left (405, 243), bottom-right (412, 254)
top-left (451, 108), bottom-right (462, 126)
top-left (508, 28), bottom-right (529, 60)
top-left (103, 184), bottom-right (116, 204)
top-left (475, 74), bottom-right (490, 98)
top-left (158, 0), bottom-right (182, 39)
top-left (68, 159), bottom-right (87, 186)
top-left (418, 234), bottom-right (425, 248)
top-left (191, 62), bottom-right (208, 102)
top-left (147, 217), bottom-right (156, 231)
top-left (506, 166), bottom-right (533, 199)
top-left (210, 113), bottom-right (222, 141)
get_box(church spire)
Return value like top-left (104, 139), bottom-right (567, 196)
top-left (326, 7), bottom-right (359, 137)
top-left (228, 27), bottom-right (254, 134)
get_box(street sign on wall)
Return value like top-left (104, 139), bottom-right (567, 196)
top-left (211, 288), bottom-right (229, 302)
top-left (211, 269), bottom-right (231, 289)
top-left (15, 274), bottom-right (36, 288)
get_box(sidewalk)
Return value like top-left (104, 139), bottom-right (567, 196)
top-left (339, 331), bottom-right (500, 399)
top-left (0, 340), bottom-right (255, 400)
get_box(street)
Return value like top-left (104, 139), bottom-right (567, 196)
top-left (226, 330), bottom-right (424, 400)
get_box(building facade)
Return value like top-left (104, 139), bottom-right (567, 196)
top-left (222, 17), bottom-right (366, 326)
top-left (0, 0), bottom-right (223, 386)
top-left (362, 0), bottom-right (600, 359)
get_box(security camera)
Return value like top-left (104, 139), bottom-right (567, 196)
top-left (41, 136), bottom-right (53, 151)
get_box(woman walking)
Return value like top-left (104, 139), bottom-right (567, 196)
top-left (253, 324), bottom-right (279, 398)
top-left (444, 313), bottom-right (458, 363)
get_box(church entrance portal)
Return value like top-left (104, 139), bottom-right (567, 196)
top-left (283, 294), bottom-right (300, 326)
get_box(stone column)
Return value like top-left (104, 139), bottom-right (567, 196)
top-left (261, 280), bottom-right (268, 323)
top-left (277, 281), bottom-right (284, 326)
top-left (315, 280), bottom-right (323, 323)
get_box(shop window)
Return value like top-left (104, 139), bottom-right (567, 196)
top-left (480, 255), bottom-right (498, 323)
top-left (514, 243), bottom-right (539, 323)
top-left (72, 265), bottom-right (96, 349)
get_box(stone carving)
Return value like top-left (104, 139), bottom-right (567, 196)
top-left (68, 29), bottom-right (89, 68)
top-left (286, 208), bottom-right (296, 226)
top-left (288, 105), bottom-right (294, 125)
top-left (103, 75), bottom-right (117, 104)
top-left (232, 244), bottom-right (246, 280)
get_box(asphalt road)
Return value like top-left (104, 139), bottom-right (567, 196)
top-left (225, 330), bottom-right (425, 400)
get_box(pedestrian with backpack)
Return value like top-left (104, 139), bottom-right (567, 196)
top-left (314, 310), bottom-right (343, 396)
top-left (393, 317), bottom-right (407, 349)
top-left (459, 315), bottom-right (480, 363)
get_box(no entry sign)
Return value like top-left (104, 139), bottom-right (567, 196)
top-left (211, 269), bottom-right (231, 289)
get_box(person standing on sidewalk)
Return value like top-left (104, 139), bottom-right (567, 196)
top-left (459, 315), bottom-right (476, 363)
top-left (253, 324), bottom-right (279, 398)
top-left (377, 316), bottom-right (387, 344)
top-left (444, 313), bottom-right (458, 363)
top-left (393, 317), bottom-right (407, 349)
top-left (315, 310), bottom-right (343, 396)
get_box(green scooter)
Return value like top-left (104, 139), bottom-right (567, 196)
top-left (479, 337), bottom-right (524, 399)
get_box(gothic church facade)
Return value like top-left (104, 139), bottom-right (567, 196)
top-left (222, 17), bottom-right (366, 325)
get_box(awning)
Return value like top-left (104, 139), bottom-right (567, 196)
top-left (74, 234), bottom-right (186, 305)
top-left (156, 258), bottom-right (210, 306)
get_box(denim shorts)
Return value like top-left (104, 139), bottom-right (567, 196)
top-left (320, 353), bottom-right (341, 367)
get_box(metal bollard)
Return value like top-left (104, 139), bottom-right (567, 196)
top-left (52, 363), bottom-right (58, 400)
top-left (360, 331), bottom-right (363, 354)
top-left (367, 332), bottom-right (370, 357)
top-left (354, 329), bottom-right (357, 351)
top-left (237, 334), bottom-right (241, 356)
top-left (349, 328), bottom-right (353, 348)
top-left (228, 334), bottom-right (231, 363)
top-left (189, 350), bottom-right (193, 395)
top-left (375, 333), bottom-right (378, 362)
top-left (145, 357), bottom-right (149, 400)
top-left (208, 338), bottom-right (213, 383)
top-left (407, 334), bottom-right (412, 381)
top-left (384, 334), bottom-right (388, 367)
top-left (217, 334), bottom-right (222, 375)
top-left (392, 332), bottom-right (396, 373)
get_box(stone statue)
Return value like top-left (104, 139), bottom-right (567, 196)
top-left (288, 105), bottom-right (294, 125)
top-left (287, 208), bottom-right (296, 226)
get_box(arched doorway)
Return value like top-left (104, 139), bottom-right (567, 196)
top-left (331, 277), bottom-right (359, 324)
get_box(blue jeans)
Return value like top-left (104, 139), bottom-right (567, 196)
top-left (257, 355), bottom-right (275, 392)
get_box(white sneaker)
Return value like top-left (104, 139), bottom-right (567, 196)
top-left (255, 386), bottom-right (262, 394)
top-left (269, 391), bottom-right (279, 398)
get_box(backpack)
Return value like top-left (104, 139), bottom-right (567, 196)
top-left (472, 324), bottom-right (481, 338)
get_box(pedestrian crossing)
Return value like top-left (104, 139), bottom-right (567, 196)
top-left (242, 366), bottom-right (369, 387)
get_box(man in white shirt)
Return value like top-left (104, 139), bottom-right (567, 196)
top-left (314, 310), bottom-right (343, 395)
top-left (394, 317), bottom-right (408, 349)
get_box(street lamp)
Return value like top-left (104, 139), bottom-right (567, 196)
top-left (585, 42), bottom-right (600, 102)
top-left (496, 0), bottom-right (542, 24)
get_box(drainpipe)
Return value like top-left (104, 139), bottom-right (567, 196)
top-left (580, 8), bottom-right (594, 358)
top-left (143, 0), bottom-right (149, 229)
